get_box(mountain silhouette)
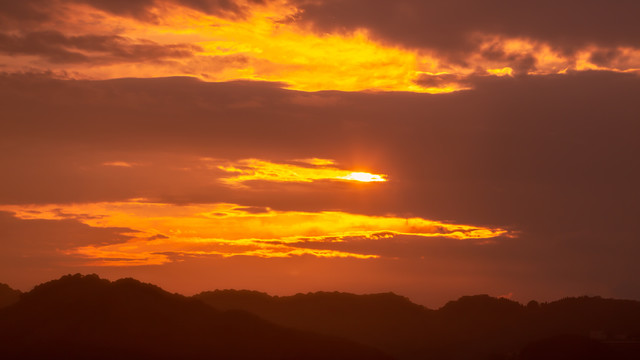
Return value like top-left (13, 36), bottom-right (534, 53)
top-left (0, 283), bottom-right (20, 308)
top-left (3, 275), bottom-right (640, 359)
top-left (194, 290), bottom-right (432, 359)
top-left (0, 274), bottom-right (391, 360)
top-left (195, 291), bottom-right (640, 360)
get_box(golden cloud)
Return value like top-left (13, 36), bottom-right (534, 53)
top-left (216, 158), bottom-right (388, 185)
top-left (2, 201), bottom-right (510, 266)
top-left (2, 0), bottom-right (637, 93)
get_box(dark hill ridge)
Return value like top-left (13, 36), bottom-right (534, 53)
top-left (0, 283), bottom-right (20, 308)
top-left (0, 274), bottom-right (391, 360)
top-left (3, 275), bottom-right (640, 359)
top-left (195, 290), bottom-right (640, 360)
top-left (194, 290), bottom-right (431, 359)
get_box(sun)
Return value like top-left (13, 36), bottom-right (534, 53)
top-left (339, 172), bottom-right (387, 182)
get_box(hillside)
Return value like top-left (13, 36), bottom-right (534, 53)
top-left (0, 283), bottom-right (20, 308)
top-left (194, 290), bottom-right (431, 359)
top-left (195, 291), bottom-right (640, 359)
top-left (3, 275), bottom-right (640, 359)
top-left (0, 274), bottom-right (391, 360)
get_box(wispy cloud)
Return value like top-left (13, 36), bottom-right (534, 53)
top-left (1, 201), bottom-right (510, 266)
top-left (102, 161), bottom-right (137, 168)
top-left (216, 158), bottom-right (388, 186)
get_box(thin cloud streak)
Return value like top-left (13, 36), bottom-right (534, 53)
top-left (215, 158), bottom-right (388, 186)
top-left (0, 201), bottom-right (510, 265)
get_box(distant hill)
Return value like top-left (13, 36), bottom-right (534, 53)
top-left (3, 275), bottom-right (639, 359)
top-left (0, 274), bottom-right (391, 360)
top-left (195, 291), bottom-right (640, 360)
top-left (194, 290), bottom-right (431, 359)
top-left (0, 283), bottom-right (20, 308)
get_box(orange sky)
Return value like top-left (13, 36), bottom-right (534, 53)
top-left (1, 0), bottom-right (639, 307)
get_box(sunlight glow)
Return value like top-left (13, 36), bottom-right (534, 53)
top-left (486, 67), bottom-right (514, 77)
top-left (339, 172), bottom-right (387, 182)
top-left (216, 159), bottom-right (388, 185)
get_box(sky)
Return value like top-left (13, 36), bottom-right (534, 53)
top-left (1, 0), bottom-right (639, 308)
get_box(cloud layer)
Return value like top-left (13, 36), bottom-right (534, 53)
top-left (294, 0), bottom-right (640, 53)
top-left (0, 0), bottom-right (638, 92)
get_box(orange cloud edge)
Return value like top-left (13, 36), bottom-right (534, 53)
top-left (214, 158), bottom-right (388, 185)
top-left (2, 201), bottom-right (512, 266)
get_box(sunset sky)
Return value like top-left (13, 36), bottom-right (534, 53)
top-left (1, 0), bottom-right (639, 307)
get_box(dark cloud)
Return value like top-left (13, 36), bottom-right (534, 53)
top-left (73, 0), bottom-right (157, 20)
top-left (0, 0), bottom-right (50, 22)
top-left (293, 0), bottom-right (640, 58)
top-left (1, 72), bottom-right (638, 220)
top-left (0, 30), bottom-right (201, 64)
top-left (0, 210), bottom-right (140, 295)
top-left (589, 48), bottom-right (625, 67)
top-left (0, 0), bottom-right (265, 25)
top-left (74, 0), bottom-right (265, 21)
top-left (0, 0), bottom-right (157, 23)
top-left (0, 211), bottom-right (134, 249)
top-left (478, 42), bottom-right (538, 75)
top-left (176, 0), bottom-right (266, 19)
top-left (414, 73), bottom-right (467, 88)
top-left (0, 211), bottom-right (137, 275)
top-left (49, 209), bottom-right (106, 221)
top-left (94, 0), bottom-right (271, 20)
top-left (148, 234), bottom-right (170, 240)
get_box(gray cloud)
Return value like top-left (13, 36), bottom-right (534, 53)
top-left (0, 0), bottom-right (51, 22)
top-left (73, 0), bottom-right (157, 19)
top-left (0, 211), bottom-right (137, 274)
top-left (293, 0), bottom-right (640, 60)
top-left (0, 30), bottom-right (201, 64)
top-left (176, 0), bottom-right (266, 19)
top-left (0, 0), bottom-right (268, 22)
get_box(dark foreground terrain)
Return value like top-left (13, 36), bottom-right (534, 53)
top-left (0, 275), bottom-right (389, 360)
top-left (2, 275), bottom-right (640, 359)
